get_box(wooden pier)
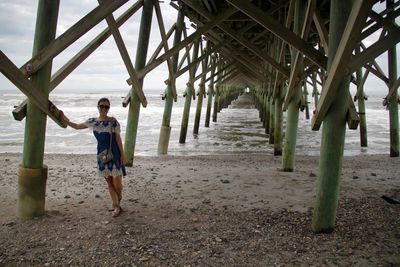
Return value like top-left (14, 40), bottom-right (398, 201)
top-left (0, 0), bottom-right (399, 232)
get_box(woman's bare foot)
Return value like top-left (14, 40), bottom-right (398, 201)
top-left (112, 206), bottom-right (121, 217)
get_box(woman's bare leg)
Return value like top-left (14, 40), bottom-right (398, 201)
top-left (113, 175), bottom-right (123, 202)
top-left (105, 176), bottom-right (119, 211)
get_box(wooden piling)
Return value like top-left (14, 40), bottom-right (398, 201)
top-left (158, 9), bottom-right (184, 154)
top-left (282, 0), bottom-right (305, 172)
top-left (355, 47), bottom-right (368, 147)
top-left (179, 39), bottom-right (200, 143)
top-left (387, 0), bottom-right (399, 157)
top-left (311, 0), bottom-right (353, 233)
top-left (124, 0), bottom-right (153, 165)
top-left (205, 63), bottom-right (216, 127)
top-left (18, 0), bottom-right (59, 218)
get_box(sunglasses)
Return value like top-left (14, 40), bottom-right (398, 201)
top-left (98, 105), bottom-right (110, 110)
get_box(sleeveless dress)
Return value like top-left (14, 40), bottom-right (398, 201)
top-left (84, 117), bottom-right (125, 178)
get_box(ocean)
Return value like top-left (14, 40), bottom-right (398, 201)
top-left (0, 89), bottom-right (394, 156)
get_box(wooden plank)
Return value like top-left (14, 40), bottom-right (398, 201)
top-left (12, 1), bottom-right (142, 120)
top-left (226, 0), bottom-right (327, 69)
top-left (312, 0), bottom-right (375, 130)
top-left (100, 0), bottom-right (147, 107)
top-left (283, 0), bottom-right (316, 111)
top-left (20, 0), bottom-right (129, 77)
top-left (0, 51), bottom-right (67, 128)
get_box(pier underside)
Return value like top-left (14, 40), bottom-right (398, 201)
top-left (0, 0), bottom-right (399, 233)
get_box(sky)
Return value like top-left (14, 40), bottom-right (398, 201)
top-left (0, 0), bottom-right (398, 96)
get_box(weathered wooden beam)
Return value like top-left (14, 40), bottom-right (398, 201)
top-left (152, 0), bottom-right (177, 100)
top-left (100, 0), bottom-right (147, 107)
top-left (313, 7), bottom-right (329, 55)
top-left (312, 0), bottom-right (375, 130)
top-left (182, 0), bottom-right (290, 78)
top-left (149, 24), bottom-right (177, 66)
top-left (0, 51), bottom-right (66, 128)
top-left (283, 0), bottom-right (316, 111)
top-left (347, 97), bottom-right (360, 130)
top-left (12, 1), bottom-right (143, 121)
top-left (226, 0), bottom-right (327, 69)
top-left (124, 5), bottom-right (237, 101)
top-left (20, 0), bottom-right (129, 77)
top-left (383, 76), bottom-right (400, 106)
top-left (349, 29), bottom-right (400, 79)
top-left (176, 27), bottom-right (193, 76)
top-left (175, 40), bottom-right (223, 79)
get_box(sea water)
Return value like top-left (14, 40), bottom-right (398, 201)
top-left (0, 89), bottom-right (393, 156)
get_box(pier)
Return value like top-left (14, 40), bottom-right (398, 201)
top-left (0, 0), bottom-right (399, 235)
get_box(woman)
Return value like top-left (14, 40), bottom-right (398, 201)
top-left (62, 97), bottom-right (125, 217)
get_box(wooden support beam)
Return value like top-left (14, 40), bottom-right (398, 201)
top-left (176, 27), bottom-right (193, 76)
top-left (283, 0), bottom-right (316, 111)
top-left (349, 30), bottom-right (400, 80)
top-left (182, 0), bottom-right (290, 78)
top-left (311, 0), bottom-right (375, 130)
top-left (313, 8), bottom-right (329, 55)
top-left (152, 0), bottom-right (177, 100)
top-left (100, 0), bottom-right (147, 107)
top-left (20, 0), bottom-right (129, 77)
top-left (124, 5), bottom-right (237, 102)
top-left (0, 51), bottom-right (66, 128)
top-left (146, 23), bottom-right (176, 73)
top-left (12, 1), bottom-right (143, 121)
top-left (175, 40), bottom-right (223, 79)
top-left (347, 97), bottom-right (360, 130)
top-left (226, 0), bottom-right (327, 69)
top-left (383, 76), bottom-right (400, 106)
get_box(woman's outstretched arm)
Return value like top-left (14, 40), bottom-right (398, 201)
top-left (62, 115), bottom-right (88, 130)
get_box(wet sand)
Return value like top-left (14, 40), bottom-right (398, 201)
top-left (0, 153), bottom-right (399, 266)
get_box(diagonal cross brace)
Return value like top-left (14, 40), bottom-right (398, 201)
top-left (311, 0), bottom-right (376, 130)
top-left (99, 0), bottom-right (147, 107)
top-left (0, 51), bottom-right (67, 128)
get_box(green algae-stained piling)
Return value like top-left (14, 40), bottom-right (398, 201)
top-left (18, 0), bottom-right (60, 218)
top-left (2, 0), bottom-right (398, 232)
top-left (387, 0), bottom-right (399, 157)
top-left (124, 0), bottom-right (153, 165)
top-left (311, 0), bottom-right (371, 233)
top-left (158, 9), bottom-right (184, 155)
top-left (205, 61), bottom-right (216, 128)
top-left (355, 46), bottom-right (368, 148)
top-left (281, 0), bottom-right (306, 172)
top-left (179, 39), bottom-right (200, 144)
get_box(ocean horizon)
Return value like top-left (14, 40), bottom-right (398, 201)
top-left (0, 88), bottom-right (394, 157)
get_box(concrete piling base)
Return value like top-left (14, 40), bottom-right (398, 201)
top-left (17, 165), bottom-right (48, 219)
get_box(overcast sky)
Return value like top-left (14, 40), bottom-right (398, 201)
top-left (0, 1), bottom-right (398, 96)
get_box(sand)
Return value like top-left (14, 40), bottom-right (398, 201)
top-left (0, 152), bottom-right (399, 266)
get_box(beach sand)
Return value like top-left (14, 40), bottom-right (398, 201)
top-left (0, 152), bottom-right (399, 266)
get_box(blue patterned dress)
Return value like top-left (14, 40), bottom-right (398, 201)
top-left (84, 117), bottom-right (124, 178)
